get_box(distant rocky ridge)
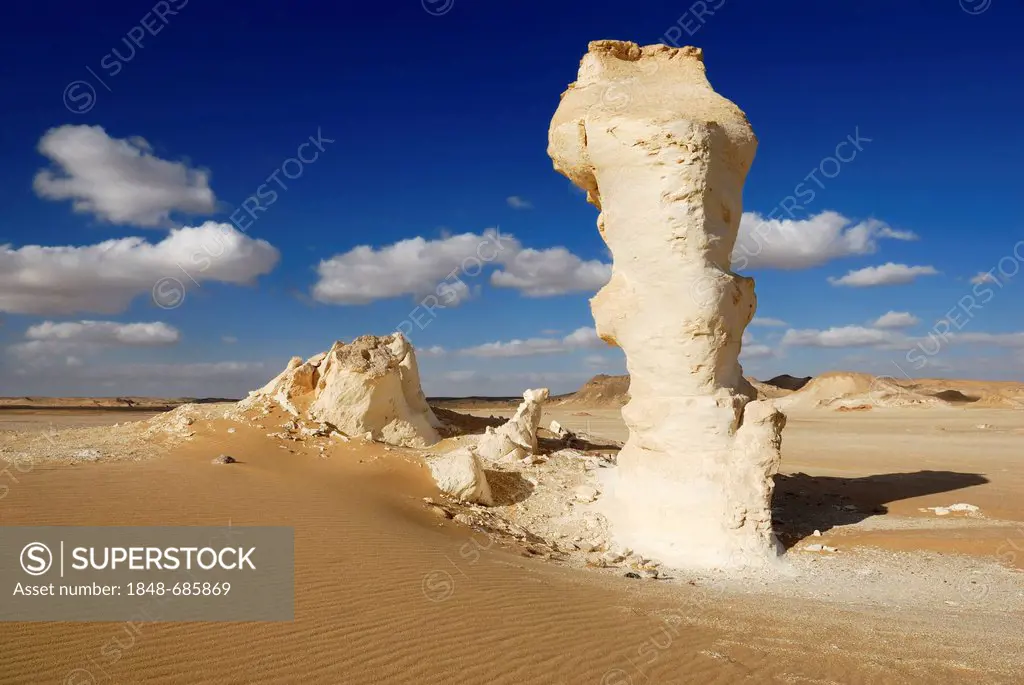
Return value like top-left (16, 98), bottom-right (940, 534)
top-left (554, 374), bottom-right (630, 407)
top-left (557, 372), bottom-right (1024, 411)
top-left (556, 374), bottom-right (801, 406)
top-left (0, 397), bottom-right (235, 411)
top-left (763, 375), bottom-right (812, 392)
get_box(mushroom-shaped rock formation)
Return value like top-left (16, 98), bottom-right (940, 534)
top-left (240, 333), bottom-right (441, 447)
top-left (548, 40), bottom-right (787, 570)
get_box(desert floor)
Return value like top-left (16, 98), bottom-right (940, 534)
top-left (1, 405), bottom-right (1022, 684)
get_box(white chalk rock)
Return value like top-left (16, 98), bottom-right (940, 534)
top-left (427, 447), bottom-right (494, 506)
top-left (476, 388), bottom-right (550, 462)
top-left (573, 485), bottom-right (600, 503)
top-left (803, 544), bottom-right (838, 553)
top-left (549, 40), bottom-right (786, 571)
top-left (239, 333), bottom-right (439, 447)
top-left (924, 503), bottom-right (980, 516)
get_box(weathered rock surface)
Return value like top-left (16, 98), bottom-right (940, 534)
top-left (239, 334), bottom-right (440, 447)
top-left (476, 388), bottom-right (550, 462)
top-left (427, 447), bottom-right (494, 505)
top-left (548, 40), bottom-right (787, 570)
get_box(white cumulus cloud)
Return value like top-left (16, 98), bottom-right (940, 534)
top-left (742, 344), bottom-right (775, 359)
top-left (8, 320), bottom-right (181, 367)
top-left (871, 311), bottom-right (920, 329)
top-left (312, 231), bottom-right (508, 306)
top-left (828, 263), bottom-right (939, 287)
top-left (458, 327), bottom-right (605, 358)
top-left (946, 332), bottom-right (1024, 347)
top-left (490, 247), bottom-right (612, 297)
top-left (750, 317), bottom-right (787, 327)
top-left (312, 230), bottom-right (612, 304)
top-left (25, 320), bottom-right (180, 345)
top-left (506, 196), bottom-right (533, 210)
top-left (732, 211), bottom-right (917, 270)
top-left (781, 326), bottom-right (901, 348)
top-left (0, 222), bottom-right (280, 314)
top-left (33, 125), bottom-right (217, 227)
top-left (970, 271), bottom-right (998, 285)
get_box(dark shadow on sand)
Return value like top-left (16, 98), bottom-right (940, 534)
top-left (771, 470), bottom-right (989, 549)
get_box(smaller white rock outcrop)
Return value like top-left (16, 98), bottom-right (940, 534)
top-left (427, 447), bottom-right (494, 505)
top-left (239, 334), bottom-right (440, 447)
top-left (476, 388), bottom-right (550, 462)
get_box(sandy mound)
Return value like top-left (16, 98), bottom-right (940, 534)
top-left (557, 374), bottom-right (630, 407)
top-left (777, 372), bottom-right (948, 411)
top-left (901, 378), bottom-right (1024, 410)
top-left (0, 402), bottom-right (210, 465)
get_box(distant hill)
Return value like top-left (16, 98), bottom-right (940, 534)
top-left (553, 371), bottom-right (1023, 412)
top-left (0, 397), bottom-right (235, 411)
top-left (763, 374), bottom-right (812, 391)
top-left (555, 374), bottom-right (630, 407)
top-left (557, 373), bottom-right (792, 406)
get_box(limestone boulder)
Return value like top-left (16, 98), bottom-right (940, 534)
top-left (427, 447), bottom-right (494, 505)
top-left (239, 334), bottom-right (440, 447)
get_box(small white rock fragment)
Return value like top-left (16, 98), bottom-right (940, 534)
top-left (803, 544), bottom-right (838, 553)
top-left (572, 485), bottom-right (600, 503)
top-left (812, 530), bottom-right (822, 537)
top-left (923, 503), bottom-right (980, 516)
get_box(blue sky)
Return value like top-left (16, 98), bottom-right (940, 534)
top-left (1, 0), bottom-right (1022, 397)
